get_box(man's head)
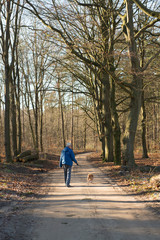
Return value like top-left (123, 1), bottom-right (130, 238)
top-left (66, 142), bottom-right (71, 148)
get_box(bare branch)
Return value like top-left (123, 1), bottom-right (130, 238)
top-left (135, 18), bottom-right (159, 39)
top-left (142, 50), bottom-right (160, 71)
top-left (132, 0), bottom-right (160, 19)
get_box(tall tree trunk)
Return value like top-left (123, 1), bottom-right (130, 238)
top-left (99, 5), bottom-right (114, 162)
top-left (141, 90), bottom-right (149, 158)
top-left (101, 124), bottom-right (105, 160)
top-left (83, 115), bottom-right (87, 151)
top-left (35, 85), bottom-right (39, 150)
top-left (101, 73), bottom-right (114, 162)
top-left (4, 67), bottom-right (12, 161)
top-left (58, 77), bottom-right (65, 147)
top-left (138, 15), bottom-right (149, 158)
top-left (4, 1), bottom-right (12, 162)
top-left (40, 91), bottom-right (43, 152)
top-left (122, 93), bottom-right (141, 166)
top-left (71, 79), bottom-right (74, 148)
top-left (122, 0), bottom-right (142, 167)
top-left (24, 81), bottom-right (36, 148)
top-left (140, 40), bottom-right (149, 158)
top-left (16, 59), bottom-right (21, 154)
top-left (11, 77), bottom-right (18, 156)
top-left (108, 0), bottom-right (121, 165)
top-left (111, 78), bottom-right (121, 165)
top-left (93, 76), bottom-right (104, 157)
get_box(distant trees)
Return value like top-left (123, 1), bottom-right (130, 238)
top-left (24, 0), bottom-right (121, 163)
top-left (19, 25), bottom-right (55, 151)
top-left (24, 0), bottom-right (160, 167)
top-left (0, 0), bottom-right (160, 166)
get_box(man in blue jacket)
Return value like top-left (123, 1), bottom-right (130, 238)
top-left (59, 143), bottom-right (78, 187)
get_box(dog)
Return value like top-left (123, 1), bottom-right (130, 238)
top-left (87, 173), bottom-right (94, 183)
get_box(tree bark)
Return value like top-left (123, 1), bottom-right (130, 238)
top-left (138, 24), bottom-right (149, 159)
top-left (35, 84), bottom-right (39, 150)
top-left (58, 76), bottom-right (66, 147)
top-left (83, 114), bottom-right (87, 151)
top-left (101, 72), bottom-right (114, 162)
top-left (122, 0), bottom-right (143, 167)
top-left (4, 0), bottom-right (12, 162)
top-left (4, 64), bottom-right (12, 162)
top-left (40, 91), bottom-right (44, 152)
top-left (141, 90), bottom-right (149, 158)
top-left (16, 49), bottom-right (22, 154)
top-left (11, 76), bottom-right (18, 156)
top-left (111, 78), bottom-right (121, 165)
top-left (71, 79), bottom-right (74, 148)
top-left (108, 4), bottom-right (121, 164)
top-left (99, 4), bottom-right (114, 162)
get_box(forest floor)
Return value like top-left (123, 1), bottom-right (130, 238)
top-left (0, 151), bottom-right (160, 239)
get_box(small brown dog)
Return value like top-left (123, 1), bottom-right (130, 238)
top-left (87, 173), bottom-right (94, 183)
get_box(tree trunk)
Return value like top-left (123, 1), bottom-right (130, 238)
top-left (101, 73), bottom-right (114, 162)
top-left (35, 85), bottom-right (39, 150)
top-left (108, 2), bottom-right (121, 165)
top-left (16, 51), bottom-right (22, 154)
top-left (58, 76), bottom-right (65, 147)
top-left (24, 83), bottom-right (36, 149)
top-left (71, 79), bottom-right (74, 148)
top-left (83, 115), bottom-right (87, 151)
top-left (122, 0), bottom-right (142, 167)
top-left (101, 123), bottom-right (105, 160)
top-left (111, 79), bottom-right (121, 165)
top-left (137, 15), bottom-right (149, 159)
top-left (4, 67), bottom-right (12, 162)
top-left (122, 93), bottom-right (141, 166)
top-left (4, 1), bottom-right (12, 162)
top-left (11, 77), bottom-right (18, 156)
top-left (99, 5), bottom-right (114, 162)
top-left (141, 91), bottom-right (149, 158)
top-left (40, 91), bottom-right (44, 152)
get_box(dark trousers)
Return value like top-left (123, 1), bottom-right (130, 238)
top-left (62, 164), bottom-right (72, 187)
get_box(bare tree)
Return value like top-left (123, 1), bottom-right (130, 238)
top-left (57, 74), bottom-right (66, 147)
top-left (17, 0), bottom-right (160, 166)
top-left (19, 24), bottom-right (55, 151)
top-left (120, 0), bottom-right (160, 166)
top-left (0, 0), bottom-right (23, 160)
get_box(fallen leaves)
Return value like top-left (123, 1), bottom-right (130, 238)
top-left (0, 164), bottom-right (40, 201)
top-left (0, 154), bottom-right (59, 201)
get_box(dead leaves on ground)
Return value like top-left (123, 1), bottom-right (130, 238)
top-left (121, 171), bottom-right (160, 201)
top-left (0, 153), bottom-right (59, 201)
top-left (0, 163), bottom-right (43, 201)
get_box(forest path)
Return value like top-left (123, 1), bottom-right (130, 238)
top-left (29, 153), bottom-right (160, 240)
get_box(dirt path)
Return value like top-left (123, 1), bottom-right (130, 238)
top-left (16, 153), bottom-right (159, 240)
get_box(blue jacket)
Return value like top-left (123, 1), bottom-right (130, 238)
top-left (59, 147), bottom-right (77, 167)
